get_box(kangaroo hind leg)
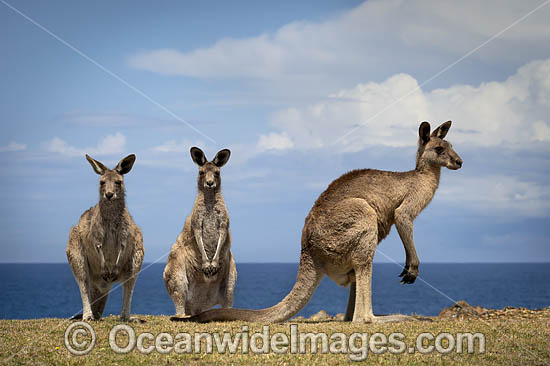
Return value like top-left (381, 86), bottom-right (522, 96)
top-left (219, 254), bottom-right (237, 309)
top-left (164, 263), bottom-right (190, 319)
top-left (344, 281), bottom-right (356, 321)
top-left (90, 283), bottom-right (111, 320)
top-left (351, 203), bottom-right (415, 323)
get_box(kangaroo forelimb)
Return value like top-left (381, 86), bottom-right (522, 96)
top-left (194, 227), bottom-right (210, 265)
top-left (211, 231), bottom-right (226, 266)
top-left (394, 208), bottom-right (419, 284)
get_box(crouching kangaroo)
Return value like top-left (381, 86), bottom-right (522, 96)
top-left (66, 154), bottom-right (144, 321)
top-left (164, 147), bottom-right (237, 319)
top-left (184, 121), bottom-right (462, 323)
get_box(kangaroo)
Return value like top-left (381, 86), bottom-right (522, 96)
top-left (66, 154), bottom-right (144, 321)
top-left (164, 147), bottom-right (237, 319)
top-left (181, 121), bottom-right (462, 323)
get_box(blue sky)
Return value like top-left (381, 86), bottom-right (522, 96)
top-left (0, 0), bottom-right (549, 263)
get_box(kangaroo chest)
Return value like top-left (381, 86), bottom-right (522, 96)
top-left (201, 209), bottom-right (221, 258)
top-left (88, 217), bottom-right (128, 279)
top-left (102, 225), bottom-right (125, 264)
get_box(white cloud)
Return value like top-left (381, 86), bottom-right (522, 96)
top-left (44, 132), bottom-right (126, 157)
top-left (438, 175), bottom-right (550, 218)
top-left (264, 59), bottom-right (550, 152)
top-left (0, 141), bottom-right (26, 152)
top-left (257, 132), bottom-right (294, 152)
top-left (129, 0), bottom-right (550, 84)
top-left (395, 1), bottom-right (550, 53)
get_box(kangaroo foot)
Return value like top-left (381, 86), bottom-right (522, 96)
top-left (71, 311), bottom-right (101, 321)
top-left (352, 314), bottom-right (417, 323)
top-left (123, 316), bottom-right (146, 323)
top-left (170, 314), bottom-right (191, 322)
top-left (373, 314), bottom-right (417, 323)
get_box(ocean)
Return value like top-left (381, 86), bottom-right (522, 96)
top-left (0, 263), bottom-right (548, 319)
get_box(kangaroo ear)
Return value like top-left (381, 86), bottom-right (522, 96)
top-left (86, 154), bottom-right (108, 175)
top-left (419, 122), bottom-right (431, 145)
top-left (190, 147), bottom-right (207, 166)
top-left (115, 154), bottom-right (136, 175)
top-left (213, 149), bottom-right (231, 167)
top-left (431, 121), bottom-right (452, 139)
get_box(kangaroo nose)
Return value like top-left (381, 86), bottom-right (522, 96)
top-left (206, 181), bottom-right (214, 187)
top-left (105, 192), bottom-right (114, 200)
top-left (456, 159), bottom-right (462, 167)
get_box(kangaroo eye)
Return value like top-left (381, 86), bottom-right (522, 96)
top-left (199, 171), bottom-right (205, 176)
top-left (100, 181), bottom-right (105, 185)
top-left (215, 172), bottom-right (220, 177)
top-left (115, 181), bottom-right (122, 186)
top-left (435, 147), bottom-right (445, 155)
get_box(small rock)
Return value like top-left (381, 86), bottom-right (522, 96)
top-left (309, 310), bottom-right (331, 321)
top-left (472, 305), bottom-right (488, 315)
top-left (334, 313), bottom-right (345, 321)
top-left (438, 300), bottom-right (480, 320)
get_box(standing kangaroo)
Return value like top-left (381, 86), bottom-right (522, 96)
top-left (164, 147), bottom-right (237, 318)
top-left (182, 121), bottom-right (462, 323)
top-left (66, 154), bottom-right (144, 321)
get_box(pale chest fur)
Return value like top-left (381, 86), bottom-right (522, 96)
top-left (193, 203), bottom-right (228, 259)
top-left (84, 207), bottom-right (130, 277)
top-left (102, 223), bottom-right (129, 265)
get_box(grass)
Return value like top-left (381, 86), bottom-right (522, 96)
top-left (1, 311), bottom-right (549, 365)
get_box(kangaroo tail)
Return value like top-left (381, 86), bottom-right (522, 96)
top-left (176, 249), bottom-right (323, 323)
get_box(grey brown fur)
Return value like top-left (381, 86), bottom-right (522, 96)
top-left (182, 121), bottom-right (462, 323)
top-left (164, 147), bottom-right (237, 318)
top-left (66, 154), bottom-right (144, 321)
